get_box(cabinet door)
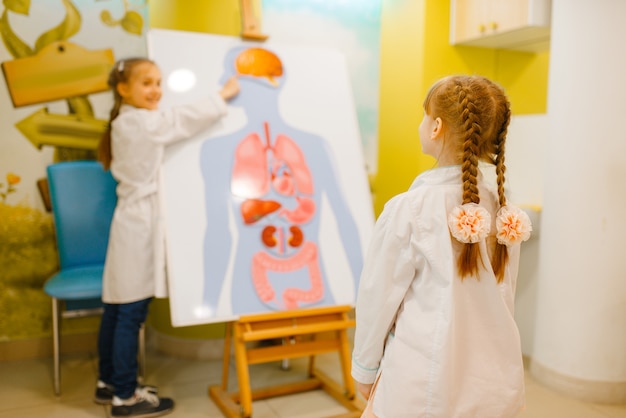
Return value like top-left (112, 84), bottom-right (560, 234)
top-left (453, 0), bottom-right (491, 42)
top-left (490, 0), bottom-right (530, 33)
top-left (451, 0), bottom-right (551, 51)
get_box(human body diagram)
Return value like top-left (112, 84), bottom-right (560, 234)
top-left (200, 47), bottom-right (363, 317)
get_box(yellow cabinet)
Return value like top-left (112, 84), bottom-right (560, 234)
top-left (450, 0), bottom-right (551, 51)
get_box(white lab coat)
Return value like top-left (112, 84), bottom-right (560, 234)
top-left (102, 95), bottom-right (227, 304)
top-left (351, 165), bottom-right (525, 418)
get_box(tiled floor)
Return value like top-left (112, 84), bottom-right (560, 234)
top-left (1, 348), bottom-right (626, 418)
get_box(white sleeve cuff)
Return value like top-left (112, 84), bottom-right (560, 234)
top-left (351, 359), bottom-right (379, 384)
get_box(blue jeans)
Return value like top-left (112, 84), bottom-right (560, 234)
top-left (97, 298), bottom-right (152, 399)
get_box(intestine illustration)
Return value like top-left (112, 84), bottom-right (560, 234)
top-left (200, 46), bottom-right (363, 316)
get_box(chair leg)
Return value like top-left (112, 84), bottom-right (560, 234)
top-left (51, 298), bottom-right (61, 397)
top-left (137, 323), bottom-right (146, 383)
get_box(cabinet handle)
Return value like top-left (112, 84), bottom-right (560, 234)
top-left (479, 23), bottom-right (486, 33)
top-left (490, 21), bottom-right (498, 30)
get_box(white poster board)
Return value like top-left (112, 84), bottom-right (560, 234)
top-left (148, 29), bottom-right (374, 326)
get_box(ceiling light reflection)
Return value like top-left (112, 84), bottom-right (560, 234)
top-left (168, 68), bottom-right (197, 93)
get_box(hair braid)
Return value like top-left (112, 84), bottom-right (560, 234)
top-left (458, 86), bottom-right (481, 205)
top-left (97, 97), bottom-right (122, 170)
top-left (423, 75), bottom-right (518, 282)
top-left (494, 93), bottom-right (510, 207)
top-left (491, 88), bottom-right (512, 282)
top-left (457, 83), bottom-right (483, 278)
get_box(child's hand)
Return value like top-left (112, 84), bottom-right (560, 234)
top-left (219, 76), bottom-right (240, 101)
top-left (357, 382), bottom-right (373, 400)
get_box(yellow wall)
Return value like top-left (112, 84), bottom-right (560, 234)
top-left (148, 0), bottom-right (242, 35)
top-left (146, 0), bottom-right (550, 338)
top-left (374, 0), bottom-right (428, 216)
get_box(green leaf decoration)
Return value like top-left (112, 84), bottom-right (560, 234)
top-left (33, 0), bottom-right (81, 53)
top-left (100, 9), bottom-right (119, 26)
top-left (3, 0), bottom-right (30, 15)
top-left (121, 10), bottom-right (143, 35)
top-left (100, 9), bottom-right (143, 36)
top-left (0, 9), bottom-right (33, 58)
top-left (67, 96), bottom-right (94, 117)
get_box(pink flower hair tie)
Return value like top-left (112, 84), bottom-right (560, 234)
top-left (495, 205), bottom-right (532, 246)
top-left (448, 203), bottom-right (491, 244)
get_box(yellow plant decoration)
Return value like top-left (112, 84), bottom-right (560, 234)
top-left (0, 172), bottom-right (20, 203)
top-left (0, 0), bottom-right (145, 160)
top-left (100, 0), bottom-right (144, 36)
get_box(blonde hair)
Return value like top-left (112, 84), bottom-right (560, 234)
top-left (424, 75), bottom-right (511, 282)
top-left (97, 57), bottom-right (155, 170)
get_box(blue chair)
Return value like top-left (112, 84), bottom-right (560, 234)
top-left (44, 161), bottom-right (145, 396)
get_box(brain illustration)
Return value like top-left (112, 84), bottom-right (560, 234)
top-left (235, 48), bottom-right (283, 85)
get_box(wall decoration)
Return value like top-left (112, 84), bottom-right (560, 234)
top-left (0, 0), bottom-right (148, 342)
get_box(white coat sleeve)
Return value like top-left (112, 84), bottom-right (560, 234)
top-left (142, 93), bottom-right (228, 145)
top-left (351, 195), bottom-right (419, 384)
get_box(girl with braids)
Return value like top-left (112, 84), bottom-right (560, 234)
top-left (95, 57), bottom-right (239, 417)
top-left (351, 75), bottom-right (532, 418)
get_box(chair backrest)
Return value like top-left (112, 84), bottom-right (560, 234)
top-left (47, 161), bottom-right (117, 269)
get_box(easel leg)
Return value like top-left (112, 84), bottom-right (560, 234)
top-left (221, 323), bottom-right (233, 391)
top-left (339, 326), bottom-right (356, 399)
top-left (233, 326), bottom-right (253, 417)
top-left (308, 335), bottom-right (316, 377)
top-left (281, 337), bottom-right (296, 370)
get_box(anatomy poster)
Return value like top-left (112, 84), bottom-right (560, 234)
top-left (148, 29), bottom-right (374, 326)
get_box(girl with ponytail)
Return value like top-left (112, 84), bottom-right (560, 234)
top-left (352, 75), bottom-right (532, 418)
top-left (95, 57), bottom-right (239, 417)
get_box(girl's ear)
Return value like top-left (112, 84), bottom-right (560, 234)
top-left (116, 82), bottom-right (129, 99)
top-left (432, 117), bottom-right (444, 139)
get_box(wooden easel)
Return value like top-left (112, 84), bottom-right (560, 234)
top-left (240, 0), bottom-right (269, 41)
top-left (209, 305), bottom-right (365, 417)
